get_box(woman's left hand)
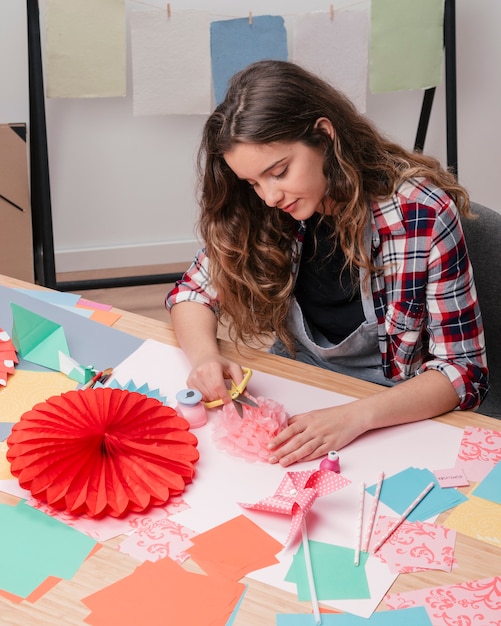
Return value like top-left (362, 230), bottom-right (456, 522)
top-left (267, 403), bottom-right (366, 466)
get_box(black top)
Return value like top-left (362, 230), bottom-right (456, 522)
top-left (294, 214), bottom-right (366, 344)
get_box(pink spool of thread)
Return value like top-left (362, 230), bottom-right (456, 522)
top-left (319, 450), bottom-right (341, 473)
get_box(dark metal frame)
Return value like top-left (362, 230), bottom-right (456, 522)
top-left (414, 0), bottom-right (457, 178)
top-left (27, 0), bottom-right (458, 290)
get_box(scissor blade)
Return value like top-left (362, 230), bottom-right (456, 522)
top-left (234, 394), bottom-right (259, 408)
top-left (233, 400), bottom-right (243, 418)
top-left (233, 395), bottom-right (258, 418)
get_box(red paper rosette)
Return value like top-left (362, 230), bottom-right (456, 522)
top-left (6, 388), bottom-right (199, 517)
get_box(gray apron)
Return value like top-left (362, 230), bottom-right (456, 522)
top-left (270, 222), bottom-right (396, 388)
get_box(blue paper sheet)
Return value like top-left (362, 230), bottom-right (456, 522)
top-left (276, 605), bottom-right (432, 624)
top-left (472, 460), bottom-right (501, 504)
top-left (366, 467), bottom-right (467, 521)
top-left (0, 285), bottom-right (143, 374)
top-left (0, 422), bottom-right (14, 441)
top-left (210, 15), bottom-right (288, 105)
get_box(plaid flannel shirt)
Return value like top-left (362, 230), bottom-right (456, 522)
top-left (166, 178), bottom-right (488, 410)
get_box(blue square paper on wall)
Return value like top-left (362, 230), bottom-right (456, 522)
top-left (210, 15), bottom-right (288, 105)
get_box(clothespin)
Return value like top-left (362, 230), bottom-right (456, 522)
top-left (249, 12), bottom-right (253, 26)
top-left (330, 4), bottom-right (334, 20)
top-left (167, 3), bottom-right (171, 18)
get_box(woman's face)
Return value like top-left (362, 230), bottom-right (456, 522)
top-left (224, 123), bottom-right (334, 221)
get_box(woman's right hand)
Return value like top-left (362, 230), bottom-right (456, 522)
top-left (170, 302), bottom-right (243, 404)
top-left (186, 354), bottom-right (244, 406)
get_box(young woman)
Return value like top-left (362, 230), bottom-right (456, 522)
top-left (166, 60), bottom-right (488, 467)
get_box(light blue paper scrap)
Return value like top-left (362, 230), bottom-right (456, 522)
top-left (97, 378), bottom-right (168, 405)
top-left (210, 15), bottom-right (288, 105)
top-left (366, 467), bottom-right (467, 521)
top-left (276, 605), bottom-right (432, 625)
top-left (13, 289), bottom-right (93, 318)
top-left (472, 460), bottom-right (501, 504)
top-left (14, 288), bottom-right (81, 308)
top-left (0, 422), bottom-right (14, 441)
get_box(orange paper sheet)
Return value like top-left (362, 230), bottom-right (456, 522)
top-left (82, 555), bottom-right (245, 626)
top-left (187, 514), bottom-right (283, 580)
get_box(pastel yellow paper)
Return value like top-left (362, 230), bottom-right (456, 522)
top-left (0, 370), bottom-right (77, 423)
top-left (442, 494), bottom-right (501, 548)
top-left (0, 441), bottom-right (13, 479)
top-left (46, 0), bottom-right (126, 98)
top-left (370, 0), bottom-right (444, 92)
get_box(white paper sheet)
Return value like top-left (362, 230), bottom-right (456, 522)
top-left (131, 10), bottom-right (212, 115)
top-left (110, 338), bottom-right (464, 617)
top-left (292, 9), bottom-right (370, 113)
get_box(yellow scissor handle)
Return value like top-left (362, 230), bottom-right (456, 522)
top-left (205, 367), bottom-right (253, 408)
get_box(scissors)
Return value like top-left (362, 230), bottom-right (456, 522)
top-left (205, 367), bottom-right (259, 417)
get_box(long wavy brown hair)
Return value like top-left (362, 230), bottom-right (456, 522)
top-left (197, 60), bottom-right (470, 351)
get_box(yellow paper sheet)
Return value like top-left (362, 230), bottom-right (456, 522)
top-left (46, 0), bottom-right (126, 98)
top-left (442, 494), bottom-right (501, 548)
top-left (0, 441), bottom-right (13, 479)
top-left (0, 369), bottom-right (77, 423)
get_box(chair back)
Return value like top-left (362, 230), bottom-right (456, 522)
top-left (461, 202), bottom-right (501, 419)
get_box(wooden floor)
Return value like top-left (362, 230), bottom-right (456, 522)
top-left (57, 264), bottom-right (184, 324)
top-left (56, 264), bottom-right (267, 346)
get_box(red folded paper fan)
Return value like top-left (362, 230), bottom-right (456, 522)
top-left (6, 388), bottom-right (199, 518)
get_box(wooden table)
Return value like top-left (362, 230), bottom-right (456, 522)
top-left (0, 274), bottom-right (499, 625)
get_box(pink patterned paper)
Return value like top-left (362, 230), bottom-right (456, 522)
top-left (117, 513), bottom-right (198, 564)
top-left (27, 496), bottom-right (190, 542)
top-left (370, 515), bottom-right (457, 574)
top-left (455, 426), bottom-right (501, 482)
top-left (385, 576), bottom-right (501, 626)
top-left (239, 469), bottom-right (351, 544)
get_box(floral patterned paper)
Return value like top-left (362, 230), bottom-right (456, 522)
top-left (385, 576), bottom-right (501, 626)
top-left (370, 515), bottom-right (457, 574)
top-left (455, 426), bottom-right (501, 482)
top-left (28, 495), bottom-right (190, 543)
top-left (117, 509), bottom-right (197, 564)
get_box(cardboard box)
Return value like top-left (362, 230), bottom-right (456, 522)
top-left (0, 123), bottom-right (34, 282)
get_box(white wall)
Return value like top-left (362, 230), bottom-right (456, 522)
top-left (1, 0), bottom-right (500, 273)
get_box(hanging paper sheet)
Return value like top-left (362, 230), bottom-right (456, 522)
top-left (210, 15), bottom-right (288, 105)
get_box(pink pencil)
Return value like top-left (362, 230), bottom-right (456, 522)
top-left (354, 481), bottom-right (365, 566)
top-left (362, 471), bottom-right (384, 553)
top-left (371, 481), bottom-right (435, 553)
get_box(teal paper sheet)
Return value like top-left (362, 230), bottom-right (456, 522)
top-left (0, 500), bottom-right (96, 597)
top-left (285, 541), bottom-right (370, 601)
